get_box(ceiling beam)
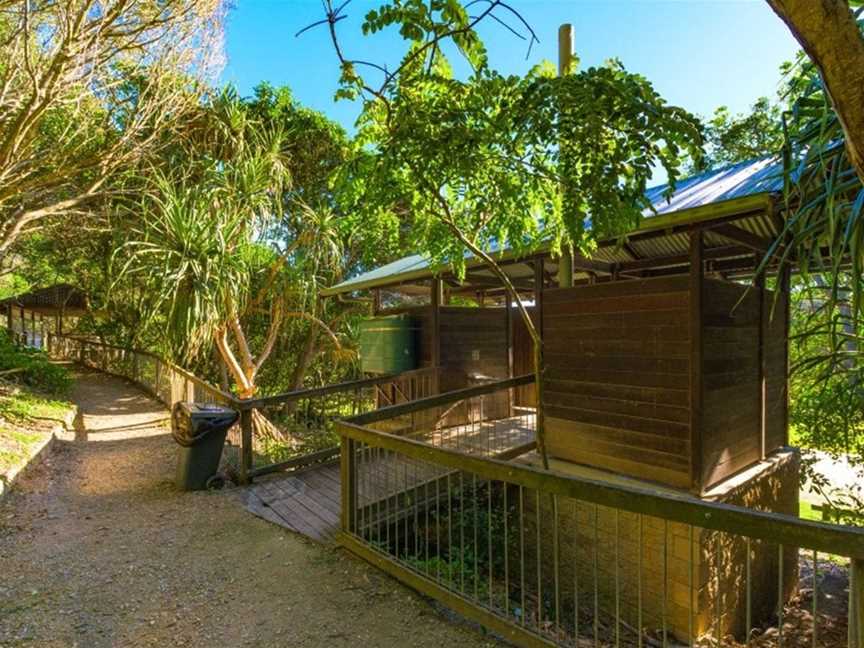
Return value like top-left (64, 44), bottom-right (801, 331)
top-left (711, 224), bottom-right (773, 253)
top-left (617, 245), bottom-right (752, 272)
top-left (461, 273), bottom-right (534, 291)
top-left (571, 255), bottom-right (614, 275)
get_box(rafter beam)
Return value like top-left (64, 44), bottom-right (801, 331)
top-left (711, 224), bottom-right (773, 253)
top-left (571, 255), bottom-right (614, 275)
top-left (617, 245), bottom-right (751, 273)
top-left (461, 273), bottom-right (534, 291)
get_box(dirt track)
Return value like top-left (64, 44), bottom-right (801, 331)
top-left (0, 368), bottom-right (498, 647)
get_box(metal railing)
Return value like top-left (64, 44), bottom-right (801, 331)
top-left (47, 334), bottom-right (439, 484)
top-left (241, 367), bottom-right (439, 480)
top-left (337, 376), bottom-right (864, 648)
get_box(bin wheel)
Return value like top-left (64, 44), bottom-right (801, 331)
top-left (205, 474), bottom-right (226, 491)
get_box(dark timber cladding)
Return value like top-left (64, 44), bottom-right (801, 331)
top-left (541, 272), bottom-right (789, 493)
top-left (543, 276), bottom-right (693, 489)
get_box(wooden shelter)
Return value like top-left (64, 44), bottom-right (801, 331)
top-left (1, 283), bottom-right (89, 347)
top-left (325, 158), bottom-right (801, 642)
top-left (324, 157), bottom-right (793, 495)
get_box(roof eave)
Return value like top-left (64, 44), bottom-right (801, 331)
top-left (321, 191), bottom-right (778, 297)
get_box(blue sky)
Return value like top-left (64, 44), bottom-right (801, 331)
top-left (222, 0), bottom-right (800, 134)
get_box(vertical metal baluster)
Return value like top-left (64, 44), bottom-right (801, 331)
top-left (404, 459), bottom-right (410, 560)
top-left (460, 472), bottom-right (466, 594)
top-left (376, 446), bottom-right (382, 549)
top-left (746, 537), bottom-right (752, 648)
top-left (414, 458), bottom-right (420, 559)
top-left (715, 532), bottom-right (721, 647)
top-left (385, 448), bottom-right (391, 553)
top-left (395, 452), bottom-right (402, 559)
top-left (536, 490), bottom-right (543, 632)
top-left (594, 505), bottom-right (599, 648)
top-left (488, 479), bottom-right (494, 608)
top-left (638, 515), bottom-right (644, 648)
top-left (354, 441), bottom-right (360, 537)
top-left (448, 473), bottom-right (453, 586)
top-left (425, 471), bottom-right (430, 574)
top-left (504, 483), bottom-right (510, 617)
top-left (520, 485), bottom-right (526, 627)
top-left (474, 473), bottom-right (479, 599)
top-left (574, 500), bottom-right (580, 647)
top-left (615, 509), bottom-right (620, 648)
top-left (778, 544), bottom-right (784, 647)
top-left (663, 519), bottom-right (668, 648)
top-left (435, 471), bottom-right (441, 582)
top-left (812, 549), bottom-right (818, 648)
top-left (688, 525), bottom-right (694, 648)
top-left (360, 442), bottom-right (367, 541)
top-left (554, 494), bottom-right (561, 636)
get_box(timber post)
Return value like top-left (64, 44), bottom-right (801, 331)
top-left (239, 407), bottom-right (253, 485)
top-left (853, 558), bottom-right (864, 648)
top-left (340, 434), bottom-right (357, 533)
top-left (557, 23), bottom-right (574, 289)
top-left (689, 230), bottom-right (704, 493)
top-left (505, 294), bottom-right (514, 416)
top-left (431, 278), bottom-right (442, 392)
top-left (756, 263), bottom-right (767, 461)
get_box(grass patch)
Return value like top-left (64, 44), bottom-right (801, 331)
top-left (0, 383), bottom-right (75, 478)
top-left (0, 389), bottom-right (73, 423)
top-left (0, 424), bottom-right (46, 473)
top-left (799, 499), bottom-right (822, 522)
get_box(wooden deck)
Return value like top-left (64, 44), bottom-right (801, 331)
top-left (243, 414), bottom-right (535, 543)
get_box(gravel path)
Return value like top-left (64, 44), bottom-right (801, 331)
top-left (0, 368), bottom-right (499, 648)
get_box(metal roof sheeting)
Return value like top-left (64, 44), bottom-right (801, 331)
top-left (644, 157), bottom-right (782, 215)
top-left (324, 157), bottom-right (783, 296)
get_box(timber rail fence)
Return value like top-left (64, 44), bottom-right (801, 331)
top-left (46, 334), bottom-right (437, 483)
top-left (338, 376), bottom-right (864, 648)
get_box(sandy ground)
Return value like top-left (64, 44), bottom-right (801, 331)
top-left (0, 368), bottom-right (499, 648)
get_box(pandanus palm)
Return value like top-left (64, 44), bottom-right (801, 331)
top-left (116, 94), bottom-right (342, 444)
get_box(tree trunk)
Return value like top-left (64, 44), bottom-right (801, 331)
top-left (766, 0), bottom-right (864, 184)
top-left (289, 319), bottom-right (321, 392)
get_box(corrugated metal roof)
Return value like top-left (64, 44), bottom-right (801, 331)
top-left (644, 157), bottom-right (782, 215)
top-left (325, 157), bottom-right (783, 296)
top-left (0, 284), bottom-right (89, 313)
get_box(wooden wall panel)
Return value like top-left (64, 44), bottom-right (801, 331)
top-left (542, 277), bottom-right (693, 488)
top-left (701, 279), bottom-right (762, 489)
top-left (763, 289), bottom-right (789, 452)
top-left (511, 307), bottom-right (537, 407)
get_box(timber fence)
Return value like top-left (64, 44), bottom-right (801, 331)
top-left (338, 375), bottom-right (864, 648)
top-left (46, 334), bottom-right (437, 483)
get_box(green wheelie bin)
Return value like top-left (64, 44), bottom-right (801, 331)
top-left (172, 402), bottom-right (238, 491)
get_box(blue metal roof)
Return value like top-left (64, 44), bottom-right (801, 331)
top-left (645, 156), bottom-right (782, 216)
top-left (324, 157), bottom-right (783, 295)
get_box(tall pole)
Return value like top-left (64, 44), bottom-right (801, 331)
top-left (557, 24), bottom-right (575, 289)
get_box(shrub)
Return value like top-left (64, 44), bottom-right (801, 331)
top-left (0, 330), bottom-right (71, 394)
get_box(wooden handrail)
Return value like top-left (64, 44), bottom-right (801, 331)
top-left (51, 333), bottom-right (441, 413)
top-left (347, 373), bottom-right (534, 426)
top-left (338, 418), bottom-right (864, 559)
top-left (238, 366), bottom-right (439, 410)
top-left (50, 333), bottom-right (236, 404)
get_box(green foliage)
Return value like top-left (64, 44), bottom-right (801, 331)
top-left (0, 331), bottom-right (70, 394)
top-left (777, 20), bottom-right (864, 323)
top-left (557, 63), bottom-right (702, 246)
top-left (118, 172), bottom-right (270, 362)
top-left (693, 97), bottom-right (785, 172)
top-left (115, 89), bottom-right (290, 364)
top-left (329, 2), bottom-right (702, 283)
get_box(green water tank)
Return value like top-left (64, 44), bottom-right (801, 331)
top-left (359, 315), bottom-right (418, 374)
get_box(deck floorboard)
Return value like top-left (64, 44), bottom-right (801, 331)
top-left (243, 415), bottom-right (534, 543)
